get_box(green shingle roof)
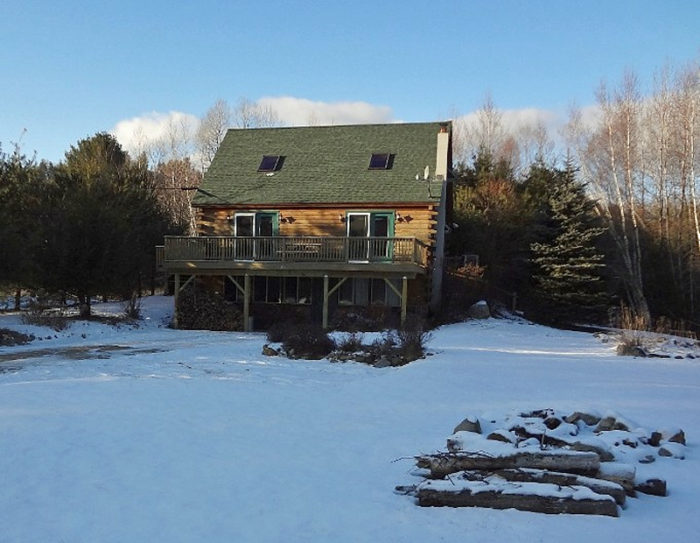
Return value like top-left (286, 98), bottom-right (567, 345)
top-left (193, 122), bottom-right (449, 206)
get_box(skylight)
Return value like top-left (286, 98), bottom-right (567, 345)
top-left (369, 153), bottom-right (392, 170)
top-left (258, 155), bottom-right (283, 172)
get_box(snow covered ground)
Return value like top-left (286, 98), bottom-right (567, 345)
top-left (0, 296), bottom-right (698, 542)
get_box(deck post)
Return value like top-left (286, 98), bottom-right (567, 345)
top-left (401, 275), bottom-right (408, 326)
top-left (173, 273), bottom-right (180, 328)
top-left (322, 274), bottom-right (329, 329)
top-left (244, 274), bottom-right (251, 332)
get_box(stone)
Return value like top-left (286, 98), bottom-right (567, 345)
top-left (613, 420), bottom-right (630, 432)
top-left (374, 356), bottom-right (392, 368)
top-left (262, 344), bottom-right (279, 356)
top-left (622, 438), bottom-right (638, 448)
top-left (355, 352), bottom-right (373, 364)
top-left (595, 416), bottom-right (617, 432)
top-left (638, 454), bottom-right (656, 464)
top-left (667, 429), bottom-right (686, 445)
top-left (467, 300), bottom-right (490, 319)
top-left (453, 416), bottom-right (482, 435)
top-left (544, 416), bottom-right (562, 430)
top-left (565, 411), bottom-right (602, 426)
top-left (658, 443), bottom-right (685, 459)
top-left (486, 430), bottom-right (514, 443)
top-left (635, 478), bottom-right (667, 497)
top-left (647, 431), bottom-right (662, 447)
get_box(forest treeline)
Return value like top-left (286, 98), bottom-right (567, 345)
top-left (449, 59), bottom-right (699, 330)
top-left (0, 59), bottom-right (698, 329)
top-left (0, 134), bottom-right (198, 315)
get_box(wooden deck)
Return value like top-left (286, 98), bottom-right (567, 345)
top-left (158, 236), bottom-right (429, 276)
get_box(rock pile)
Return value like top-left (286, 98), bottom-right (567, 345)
top-left (398, 409), bottom-right (686, 517)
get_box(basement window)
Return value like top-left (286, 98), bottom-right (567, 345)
top-left (368, 153), bottom-right (392, 170)
top-left (258, 155), bottom-right (283, 172)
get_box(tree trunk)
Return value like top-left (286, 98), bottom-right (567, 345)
top-left (416, 450), bottom-right (601, 479)
top-left (417, 485), bottom-right (618, 517)
top-left (79, 294), bottom-right (91, 317)
top-left (484, 468), bottom-right (626, 505)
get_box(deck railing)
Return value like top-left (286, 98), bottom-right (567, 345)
top-left (162, 236), bottom-right (429, 267)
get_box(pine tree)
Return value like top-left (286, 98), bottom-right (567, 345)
top-left (530, 160), bottom-right (608, 323)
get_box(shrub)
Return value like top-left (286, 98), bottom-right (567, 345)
top-left (0, 328), bottom-right (34, 346)
top-left (21, 304), bottom-right (70, 331)
top-left (282, 323), bottom-right (336, 360)
top-left (336, 332), bottom-right (364, 353)
top-left (123, 293), bottom-right (142, 320)
top-left (614, 304), bottom-right (649, 357)
top-left (369, 331), bottom-right (398, 359)
top-left (267, 320), bottom-right (296, 343)
top-left (616, 336), bottom-right (646, 356)
top-left (396, 315), bottom-right (432, 362)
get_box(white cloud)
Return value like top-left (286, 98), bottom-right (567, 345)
top-left (576, 104), bottom-right (603, 130)
top-left (454, 107), bottom-right (559, 137)
top-left (452, 104), bottom-right (606, 167)
top-left (257, 96), bottom-right (395, 126)
top-left (111, 111), bottom-right (200, 159)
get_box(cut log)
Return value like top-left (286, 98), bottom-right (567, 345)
top-left (596, 463), bottom-right (636, 495)
top-left (567, 441), bottom-right (615, 462)
top-left (416, 450), bottom-right (600, 479)
top-left (417, 479), bottom-right (618, 517)
top-left (472, 468), bottom-right (626, 505)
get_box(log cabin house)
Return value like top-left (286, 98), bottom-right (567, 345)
top-left (157, 121), bottom-right (453, 330)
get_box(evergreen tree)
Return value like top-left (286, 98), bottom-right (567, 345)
top-left (529, 160), bottom-right (608, 323)
top-left (34, 133), bottom-right (174, 315)
top-left (0, 144), bottom-right (50, 299)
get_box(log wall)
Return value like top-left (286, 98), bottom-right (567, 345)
top-left (195, 205), bottom-right (438, 246)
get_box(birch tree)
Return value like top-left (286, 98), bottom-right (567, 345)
top-left (196, 99), bottom-right (232, 170)
top-left (568, 74), bottom-right (650, 323)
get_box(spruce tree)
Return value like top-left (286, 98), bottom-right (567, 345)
top-left (530, 160), bottom-right (608, 323)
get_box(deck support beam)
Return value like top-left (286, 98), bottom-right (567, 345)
top-left (243, 274), bottom-right (251, 332)
top-left (401, 275), bottom-right (408, 326)
top-left (173, 273), bottom-right (180, 328)
top-left (322, 275), bottom-right (329, 329)
top-left (322, 276), bottom-right (349, 329)
top-left (383, 276), bottom-right (409, 327)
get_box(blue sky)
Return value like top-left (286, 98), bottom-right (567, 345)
top-left (1, 0), bottom-right (698, 163)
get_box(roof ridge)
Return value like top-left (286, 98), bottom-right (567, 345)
top-left (224, 120), bottom-right (451, 133)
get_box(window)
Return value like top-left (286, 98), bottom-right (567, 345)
top-left (368, 153), bottom-right (392, 170)
top-left (336, 278), bottom-right (400, 307)
top-left (258, 155), bottom-right (283, 172)
top-left (244, 276), bottom-right (311, 304)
